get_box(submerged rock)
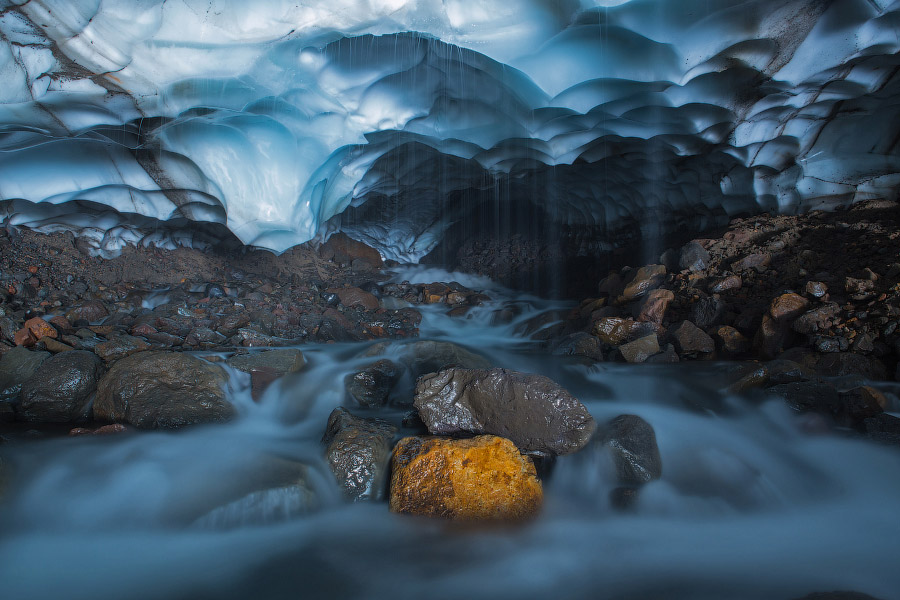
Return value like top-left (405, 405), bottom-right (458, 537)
top-left (414, 368), bottom-right (595, 455)
top-left (344, 359), bottom-right (401, 407)
top-left (94, 351), bottom-right (233, 428)
top-left (364, 339), bottom-right (491, 378)
top-left (389, 435), bottom-right (542, 521)
top-left (323, 407), bottom-right (397, 501)
top-left (18, 351), bottom-right (105, 423)
top-left (227, 349), bottom-right (306, 400)
top-left (599, 415), bottom-right (662, 485)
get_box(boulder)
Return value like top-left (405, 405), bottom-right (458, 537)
top-left (94, 351), bottom-right (233, 428)
top-left (320, 232), bottom-right (383, 268)
top-left (816, 353), bottom-right (887, 380)
top-left (18, 351), bottom-right (105, 422)
top-left (769, 293), bottom-right (809, 321)
top-left (345, 359), bottom-right (401, 407)
top-left (635, 289), bottom-right (674, 324)
top-left (619, 334), bottom-right (659, 363)
top-left (690, 296), bottom-right (726, 330)
top-left (389, 435), bottom-right (542, 521)
top-left (670, 320), bottom-right (714, 357)
top-left (414, 368), bottom-right (595, 455)
top-left (323, 407), bottom-right (397, 501)
top-left (94, 334), bottom-right (150, 362)
top-left (329, 287), bottom-right (380, 310)
top-left (620, 265), bottom-right (666, 302)
top-left (599, 415), bottom-right (662, 485)
top-left (0, 346), bottom-right (50, 401)
top-left (552, 332), bottom-right (605, 362)
top-left (65, 300), bottom-right (109, 324)
top-left (709, 275), bottom-right (742, 294)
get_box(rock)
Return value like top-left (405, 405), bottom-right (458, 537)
top-left (768, 382), bottom-right (839, 412)
top-left (365, 340), bottom-right (491, 379)
top-left (635, 289), bottom-right (674, 324)
top-left (755, 314), bottom-right (791, 360)
top-left (709, 275), bottom-right (742, 294)
top-left (320, 232), bottom-right (383, 268)
top-left (690, 296), bottom-right (726, 329)
top-left (769, 293), bottom-right (809, 321)
top-left (94, 334), bottom-right (150, 362)
top-left (42, 338), bottom-right (74, 353)
top-left (65, 300), bottom-right (109, 324)
top-left (69, 423), bottom-right (128, 436)
top-left (815, 353), bottom-right (887, 380)
top-left (678, 242), bottom-right (710, 272)
top-left (726, 364), bottom-right (769, 394)
top-left (793, 303), bottom-right (840, 335)
top-left (805, 281), bottom-right (828, 298)
top-left (18, 351), bottom-right (105, 423)
top-left (715, 326), bottom-right (751, 355)
top-left (620, 265), bottom-right (666, 302)
top-left (619, 334), bottom-right (660, 363)
top-left (599, 415), bottom-right (662, 485)
top-left (228, 349), bottom-right (306, 401)
top-left (0, 346), bottom-right (50, 401)
top-left (765, 359), bottom-right (814, 385)
top-left (328, 287), bottom-right (380, 310)
top-left (184, 327), bottom-right (227, 348)
top-left (94, 351), bottom-right (233, 428)
top-left (389, 435), bottom-right (542, 522)
top-left (645, 343), bottom-right (679, 363)
top-left (345, 359), bottom-right (401, 407)
top-left (592, 317), bottom-right (657, 346)
top-left (552, 332), bottom-right (605, 362)
top-left (322, 407), bottom-right (397, 501)
top-left (414, 368), bottom-right (595, 455)
top-left (845, 277), bottom-right (875, 299)
top-left (227, 349), bottom-right (306, 375)
top-left (837, 386), bottom-right (886, 427)
top-left (731, 252), bottom-right (771, 272)
top-left (670, 321), bottom-right (714, 357)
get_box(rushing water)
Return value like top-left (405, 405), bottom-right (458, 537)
top-left (2, 268), bottom-right (900, 600)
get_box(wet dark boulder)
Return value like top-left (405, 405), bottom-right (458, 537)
top-left (414, 368), bottom-right (595, 455)
top-left (679, 241), bottom-right (710, 272)
top-left (0, 346), bottom-right (50, 401)
top-left (344, 359), bottom-right (401, 407)
top-left (768, 381), bottom-right (840, 413)
top-left (323, 407), bottom-right (397, 501)
top-left (18, 351), bottom-right (105, 422)
top-left (815, 353), bottom-right (887, 380)
top-left (94, 351), bottom-right (233, 428)
top-left (552, 332), bottom-right (605, 362)
top-left (598, 415), bottom-right (662, 485)
top-left (670, 320), bottom-right (715, 357)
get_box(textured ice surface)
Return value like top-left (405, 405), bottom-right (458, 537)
top-left (1, 0), bottom-right (899, 258)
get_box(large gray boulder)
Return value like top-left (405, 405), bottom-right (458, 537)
top-left (322, 407), bottom-right (396, 501)
top-left (19, 351), bottom-right (105, 422)
top-left (414, 368), bottom-right (595, 455)
top-left (0, 346), bottom-right (50, 401)
top-left (94, 351), bottom-right (233, 428)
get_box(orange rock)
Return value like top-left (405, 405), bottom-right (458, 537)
top-left (390, 435), bottom-right (543, 522)
top-left (24, 317), bottom-right (57, 340)
top-left (14, 328), bottom-right (36, 347)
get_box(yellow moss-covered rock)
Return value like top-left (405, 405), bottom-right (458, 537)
top-left (389, 435), bottom-right (542, 522)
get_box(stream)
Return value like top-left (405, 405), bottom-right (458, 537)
top-left (1, 268), bottom-right (899, 600)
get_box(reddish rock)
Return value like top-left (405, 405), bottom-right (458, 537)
top-left (620, 265), bottom-right (666, 302)
top-left (320, 233), bottom-right (383, 268)
top-left (25, 317), bottom-right (57, 340)
top-left (792, 303), bottom-right (840, 335)
top-left (636, 289), bottom-right (674, 324)
top-left (330, 287), bottom-right (379, 310)
top-left (731, 253), bottom-right (771, 272)
top-left (422, 283), bottom-right (451, 304)
top-left (48, 316), bottom-right (73, 334)
top-left (769, 293), bottom-right (809, 321)
top-left (389, 435), bottom-right (543, 522)
top-left (14, 328), bottom-right (36, 347)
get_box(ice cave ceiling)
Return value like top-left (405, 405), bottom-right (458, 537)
top-left (0, 0), bottom-right (899, 260)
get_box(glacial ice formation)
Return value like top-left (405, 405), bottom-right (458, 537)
top-left (1, 0), bottom-right (899, 259)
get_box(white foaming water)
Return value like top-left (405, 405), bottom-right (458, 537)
top-left (1, 295), bottom-right (899, 600)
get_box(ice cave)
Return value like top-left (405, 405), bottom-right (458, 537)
top-left (1, 1), bottom-right (899, 599)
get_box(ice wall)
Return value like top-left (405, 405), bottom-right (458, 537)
top-left (1, 0), bottom-right (898, 259)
